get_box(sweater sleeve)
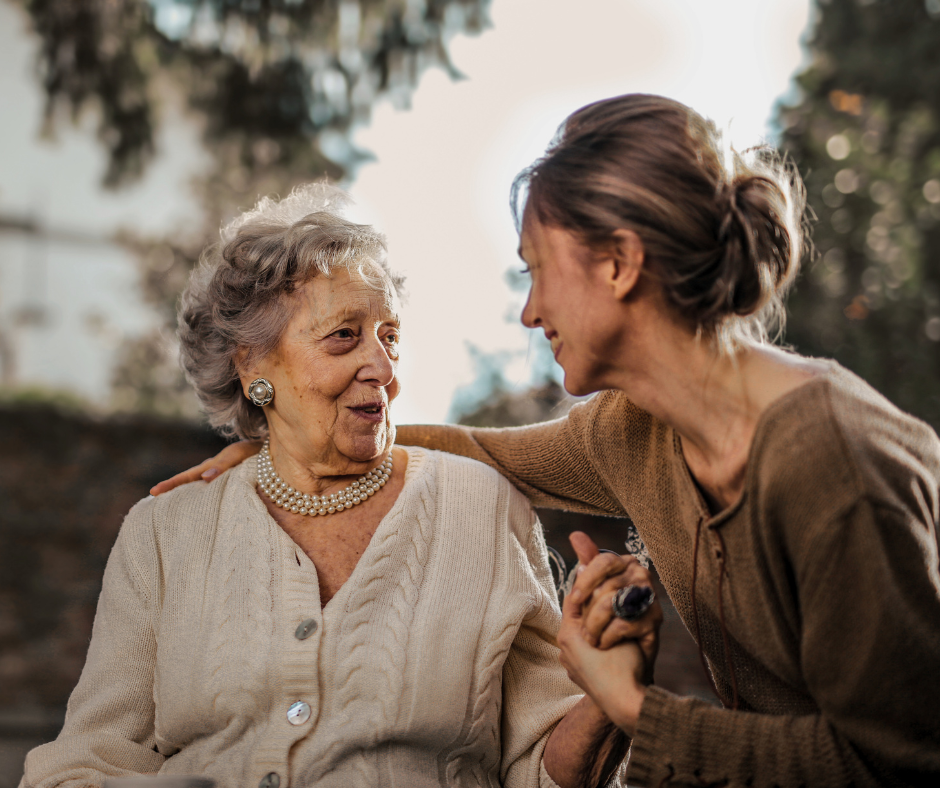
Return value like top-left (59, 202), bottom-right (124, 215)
top-left (396, 396), bottom-right (626, 517)
top-left (20, 499), bottom-right (165, 787)
top-left (499, 489), bottom-right (625, 788)
top-left (627, 494), bottom-right (940, 788)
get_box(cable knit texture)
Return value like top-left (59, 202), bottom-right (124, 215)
top-left (397, 362), bottom-right (940, 787)
top-left (21, 448), bottom-right (603, 788)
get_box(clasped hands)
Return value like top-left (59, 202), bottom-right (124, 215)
top-left (558, 531), bottom-right (663, 737)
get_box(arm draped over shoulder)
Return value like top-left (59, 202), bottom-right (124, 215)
top-left (396, 396), bottom-right (627, 517)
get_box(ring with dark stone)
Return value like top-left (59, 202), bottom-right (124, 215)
top-left (611, 584), bottom-right (655, 621)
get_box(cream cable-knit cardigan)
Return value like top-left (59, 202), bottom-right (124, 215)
top-left (23, 448), bottom-right (613, 788)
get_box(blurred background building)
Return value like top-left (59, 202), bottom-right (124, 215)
top-left (2, 0), bottom-right (940, 783)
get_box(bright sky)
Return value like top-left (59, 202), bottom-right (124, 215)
top-left (0, 0), bottom-right (813, 423)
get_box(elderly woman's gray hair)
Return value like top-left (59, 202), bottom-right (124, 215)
top-left (179, 182), bottom-right (403, 441)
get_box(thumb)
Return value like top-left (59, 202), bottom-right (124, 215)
top-left (569, 531), bottom-right (600, 566)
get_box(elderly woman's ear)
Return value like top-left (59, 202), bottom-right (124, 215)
top-left (234, 346), bottom-right (255, 389)
top-left (234, 348), bottom-right (272, 403)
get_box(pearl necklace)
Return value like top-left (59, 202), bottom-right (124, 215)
top-left (257, 439), bottom-right (393, 517)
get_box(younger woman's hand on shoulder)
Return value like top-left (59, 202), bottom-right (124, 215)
top-left (149, 440), bottom-right (263, 495)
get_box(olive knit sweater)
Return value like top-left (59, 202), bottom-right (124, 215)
top-left (397, 362), bottom-right (940, 787)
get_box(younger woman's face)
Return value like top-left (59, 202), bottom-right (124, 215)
top-left (518, 216), bottom-right (629, 396)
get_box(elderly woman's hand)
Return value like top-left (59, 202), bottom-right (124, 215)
top-left (567, 532), bottom-right (662, 673)
top-left (149, 440), bottom-right (262, 495)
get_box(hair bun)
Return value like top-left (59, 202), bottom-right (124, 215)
top-left (713, 167), bottom-right (798, 321)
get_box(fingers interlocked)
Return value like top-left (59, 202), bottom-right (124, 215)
top-left (567, 533), bottom-right (663, 652)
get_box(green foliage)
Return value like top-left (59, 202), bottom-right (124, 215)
top-left (22, 0), bottom-right (490, 187)
top-left (778, 0), bottom-right (940, 429)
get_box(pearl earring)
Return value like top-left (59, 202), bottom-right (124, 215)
top-left (248, 378), bottom-right (275, 407)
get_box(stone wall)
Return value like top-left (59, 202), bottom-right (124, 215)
top-left (0, 404), bottom-right (227, 786)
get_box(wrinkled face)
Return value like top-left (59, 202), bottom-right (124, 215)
top-left (518, 216), bottom-right (624, 396)
top-left (243, 265), bottom-right (401, 470)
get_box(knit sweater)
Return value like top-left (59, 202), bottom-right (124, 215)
top-left (21, 448), bottom-right (606, 788)
top-left (397, 363), bottom-right (940, 787)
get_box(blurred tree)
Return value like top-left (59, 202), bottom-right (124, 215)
top-left (451, 351), bottom-right (570, 427)
top-left (23, 0), bottom-right (488, 187)
top-left (17, 0), bottom-right (490, 416)
top-left (778, 0), bottom-right (940, 429)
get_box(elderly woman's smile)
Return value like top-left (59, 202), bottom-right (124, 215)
top-left (243, 265), bottom-right (402, 488)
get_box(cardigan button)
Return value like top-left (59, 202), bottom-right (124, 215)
top-left (295, 618), bottom-right (318, 639)
top-left (287, 700), bottom-right (311, 725)
top-left (259, 773), bottom-right (280, 788)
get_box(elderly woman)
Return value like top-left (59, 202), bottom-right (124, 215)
top-left (20, 184), bottom-right (634, 788)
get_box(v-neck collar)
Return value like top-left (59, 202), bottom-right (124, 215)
top-left (668, 360), bottom-right (838, 528)
top-left (320, 447), bottom-right (425, 618)
top-left (240, 447), bottom-right (427, 615)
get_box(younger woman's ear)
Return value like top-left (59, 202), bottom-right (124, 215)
top-left (608, 229), bottom-right (645, 300)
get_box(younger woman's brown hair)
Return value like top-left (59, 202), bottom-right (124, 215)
top-left (512, 93), bottom-right (808, 349)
